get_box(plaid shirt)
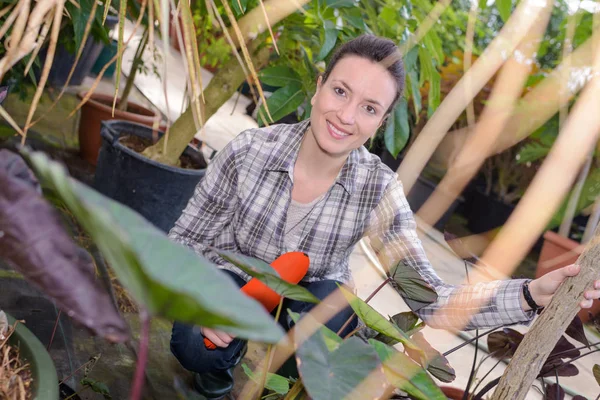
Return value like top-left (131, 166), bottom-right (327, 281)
top-left (169, 120), bottom-right (534, 329)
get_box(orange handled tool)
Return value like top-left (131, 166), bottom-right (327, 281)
top-left (204, 252), bottom-right (310, 349)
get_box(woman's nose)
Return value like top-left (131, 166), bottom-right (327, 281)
top-left (336, 103), bottom-right (356, 125)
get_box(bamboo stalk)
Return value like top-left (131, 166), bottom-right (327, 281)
top-left (397, 0), bottom-right (556, 194)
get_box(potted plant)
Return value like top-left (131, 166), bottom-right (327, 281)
top-left (1, 311), bottom-right (59, 400)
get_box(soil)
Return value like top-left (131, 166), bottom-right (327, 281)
top-left (0, 323), bottom-right (33, 400)
top-left (118, 135), bottom-right (207, 170)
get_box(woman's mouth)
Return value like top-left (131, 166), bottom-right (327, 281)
top-left (326, 121), bottom-right (351, 139)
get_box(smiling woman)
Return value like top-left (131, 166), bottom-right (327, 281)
top-left (166, 34), bottom-right (600, 400)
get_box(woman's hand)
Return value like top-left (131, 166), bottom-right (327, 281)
top-left (527, 264), bottom-right (600, 310)
top-left (201, 327), bottom-right (235, 348)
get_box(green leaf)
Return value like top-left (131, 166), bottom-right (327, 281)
top-left (516, 142), bottom-right (551, 164)
top-left (259, 66), bottom-right (302, 88)
top-left (258, 83), bottom-right (305, 127)
top-left (325, 0), bottom-right (356, 8)
top-left (496, 0), bottom-right (512, 23)
top-left (288, 310), bottom-right (342, 351)
top-left (316, 28), bottom-right (338, 61)
top-left (295, 315), bottom-right (386, 400)
top-left (427, 70), bottom-right (441, 117)
top-left (405, 332), bottom-right (456, 383)
top-left (390, 311), bottom-right (420, 333)
top-left (241, 364), bottom-right (290, 395)
top-left (231, 0), bottom-right (249, 16)
top-left (369, 340), bottom-right (446, 400)
top-left (384, 99), bottom-right (411, 157)
top-left (22, 150), bottom-right (284, 343)
top-left (214, 249), bottom-right (320, 304)
top-left (388, 262), bottom-right (438, 311)
top-left (81, 378), bottom-right (111, 399)
top-left (593, 364), bottom-right (600, 386)
top-left (478, 0), bottom-right (488, 10)
top-left (338, 286), bottom-right (422, 353)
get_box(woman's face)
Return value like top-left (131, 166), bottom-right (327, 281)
top-left (309, 55), bottom-right (397, 159)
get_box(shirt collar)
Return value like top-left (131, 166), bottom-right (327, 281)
top-left (263, 119), bottom-right (358, 195)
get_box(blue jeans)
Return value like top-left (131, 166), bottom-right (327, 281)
top-left (170, 270), bottom-right (358, 374)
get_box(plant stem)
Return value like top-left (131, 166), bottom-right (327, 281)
top-left (336, 277), bottom-right (390, 336)
top-left (548, 340), bottom-right (600, 360)
top-left (442, 326), bottom-right (501, 357)
top-left (47, 309), bottom-right (62, 351)
top-left (469, 355), bottom-right (505, 398)
top-left (130, 310), bottom-right (151, 400)
top-left (283, 379), bottom-right (304, 400)
top-left (118, 27), bottom-right (149, 111)
top-left (473, 377), bottom-right (500, 400)
top-left (554, 370), bottom-right (559, 398)
top-left (257, 298), bottom-right (282, 400)
top-left (58, 358), bottom-right (97, 386)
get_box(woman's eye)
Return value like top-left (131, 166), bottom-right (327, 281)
top-left (365, 105), bottom-right (376, 114)
top-left (334, 87), bottom-right (345, 96)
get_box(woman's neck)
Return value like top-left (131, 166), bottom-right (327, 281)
top-left (295, 127), bottom-right (348, 181)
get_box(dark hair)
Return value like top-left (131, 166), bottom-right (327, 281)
top-left (322, 35), bottom-right (405, 113)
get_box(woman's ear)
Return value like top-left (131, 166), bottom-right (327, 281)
top-left (311, 76), bottom-right (323, 106)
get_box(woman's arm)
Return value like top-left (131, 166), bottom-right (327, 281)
top-left (366, 176), bottom-right (535, 330)
top-left (168, 131), bottom-right (252, 267)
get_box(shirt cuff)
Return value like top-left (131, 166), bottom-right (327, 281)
top-left (495, 279), bottom-right (536, 325)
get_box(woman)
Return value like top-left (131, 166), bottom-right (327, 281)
top-left (169, 35), bottom-right (600, 399)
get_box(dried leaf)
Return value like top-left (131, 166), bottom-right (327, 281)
top-left (593, 364), bottom-right (600, 386)
top-left (565, 315), bottom-right (589, 347)
top-left (0, 150), bottom-right (129, 342)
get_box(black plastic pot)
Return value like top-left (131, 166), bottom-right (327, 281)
top-left (463, 189), bottom-right (515, 234)
top-left (406, 176), bottom-right (462, 231)
top-left (94, 121), bottom-right (206, 233)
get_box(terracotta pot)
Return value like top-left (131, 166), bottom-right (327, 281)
top-left (536, 230), bottom-right (600, 322)
top-left (77, 92), bottom-right (161, 166)
top-left (440, 386), bottom-right (466, 399)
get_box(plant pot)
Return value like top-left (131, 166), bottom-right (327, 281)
top-left (463, 189), bottom-right (515, 234)
top-left (94, 120), bottom-right (206, 233)
top-left (406, 176), bottom-right (463, 231)
top-left (5, 313), bottom-right (59, 400)
top-left (440, 386), bottom-right (466, 399)
top-left (77, 92), bottom-right (161, 166)
top-left (536, 230), bottom-right (599, 322)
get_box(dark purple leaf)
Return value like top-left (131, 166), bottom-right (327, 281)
top-left (539, 358), bottom-right (579, 377)
top-left (0, 151), bottom-right (128, 342)
top-left (390, 311), bottom-right (420, 333)
top-left (443, 231), bottom-right (479, 264)
top-left (571, 396), bottom-right (588, 400)
top-left (405, 332), bottom-right (456, 383)
top-left (549, 336), bottom-right (580, 360)
top-left (565, 316), bottom-right (589, 347)
top-left (487, 328), bottom-right (523, 359)
top-left (387, 262), bottom-right (438, 311)
top-left (544, 383), bottom-right (565, 400)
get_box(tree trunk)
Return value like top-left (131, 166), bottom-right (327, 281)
top-left (141, 45), bottom-right (271, 165)
top-left (490, 224), bottom-right (600, 400)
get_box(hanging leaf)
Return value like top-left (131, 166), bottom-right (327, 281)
top-left (593, 364), bottom-right (600, 386)
top-left (259, 66), bottom-right (302, 88)
top-left (388, 262), bottom-right (438, 311)
top-left (384, 98), bottom-right (410, 158)
top-left (0, 150), bottom-right (129, 342)
top-left (214, 249), bottom-right (320, 304)
top-left (316, 27), bottom-right (338, 61)
top-left (544, 383), bottom-right (565, 400)
top-left (405, 332), bottom-right (456, 383)
top-left (241, 364), bottom-right (290, 395)
top-left (538, 359), bottom-right (579, 377)
top-left (390, 311), bottom-right (420, 333)
top-left (338, 286), bottom-right (422, 353)
top-left (548, 335), bottom-right (581, 360)
top-left (487, 328), bottom-right (523, 359)
top-left (496, 0), bottom-right (512, 23)
top-left (258, 83), bottom-right (305, 127)
top-left (81, 378), bottom-right (111, 399)
top-left (369, 339), bottom-right (446, 400)
top-left (295, 315), bottom-right (386, 400)
top-left (21, 149), bottom-right (284, 344)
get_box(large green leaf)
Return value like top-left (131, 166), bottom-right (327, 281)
top-left (316, 28), bottom-right (338, 61)
top-left (384, 98), bottom-right (411, 158)
top-left (295, 314), bottom-right (386, 400)
top-left (517, 142), bottom-right (551, 164)
top-left (259, 66), bottom-right (302, 88)
top-left (258, 83), bottom-right (305, 127)
top-left (496, 0), bottom-right (512, 22)
top-left (214, 249), bottom-right (320, 304)
top-left (22, 150), bottom-right (284, 343)
top-left (388, 262), bottom-right (438, 311)
top-left (338, 286), bottom-right (422, 353)
top-left (241, 364), bottom-right (290, 395)
top-left (325, 0), bottom-right (356, 8)
top-left (369, 340), bottom-right (446, 400)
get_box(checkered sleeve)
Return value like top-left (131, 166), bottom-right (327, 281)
top-left (366, 176), bottom-right (535, 330)
top-left (168, 130), bottom-right (252, 268)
